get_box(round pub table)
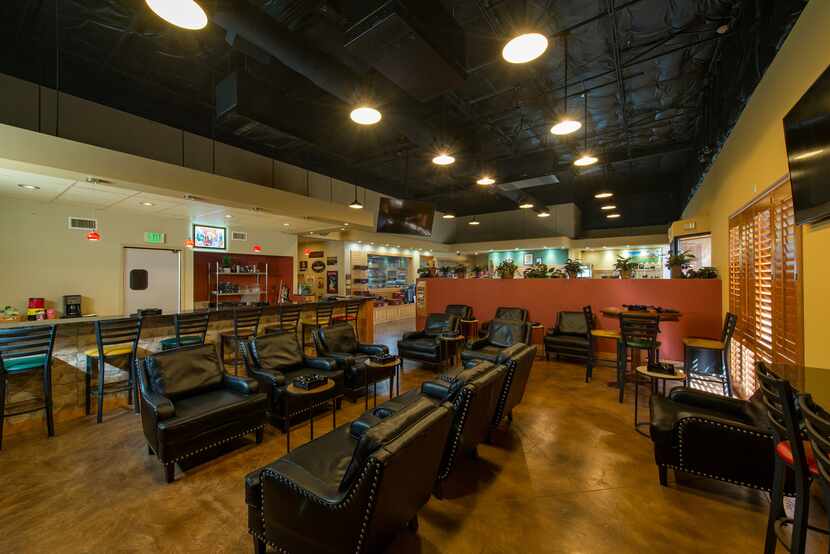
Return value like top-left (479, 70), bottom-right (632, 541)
top-left (439, 335), bottom-right (465, 369)
top-left (285, 379), bottom-right (338, 452)
top-left (633, 365), bottom-right (687, 436)
top-left (364, 357), bottom-right (401, 409)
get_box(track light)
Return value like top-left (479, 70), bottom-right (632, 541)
top-left (145, 0), bottom-right (207, 30)
top-left (502, 33), bottom-right (549, 64)
top-left (350, 106), bottom-right (382, 125)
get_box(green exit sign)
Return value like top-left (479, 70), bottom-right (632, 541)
top-left (144, 231), bottom-right (166, 244)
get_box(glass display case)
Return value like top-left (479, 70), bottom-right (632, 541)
top-left (367, 255), bottom-right (411, 288)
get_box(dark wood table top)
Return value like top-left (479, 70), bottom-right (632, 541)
top-left (601, 307), bottom-right (682, 321)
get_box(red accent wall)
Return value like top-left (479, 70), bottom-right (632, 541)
top-left (419, 278), bottom-right (723, 361)
top-left (193, 252), bottom-right (293, 303)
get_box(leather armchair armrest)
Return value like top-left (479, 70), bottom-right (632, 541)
top-left (327, 352), bottom-right (356, 369)
top-left (262, 459), bottom-right (342, 504)
top-left (421, 379), bottom-right (453, 402)
top-left (401, 331), bottom-right (424, 342)
top-left (224, 374), bottom-right (260, 395)
top-left (249, 367), bottom-right (287, 388)
top-left (304, 356), bottom-right (337, 371)
top-left (467, 337), bottom-right (489, 350)
top-left (495, 343), bottom-right (526, 364)
top-left (142, 389), bottom-right (175, 421)
top-left (668, 388), bottom-right (752, 423)
top-left (357, 343), bottom-right (389, 356)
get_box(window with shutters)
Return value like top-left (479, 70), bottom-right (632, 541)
top-left (728, 181), bottom-right (803, 398)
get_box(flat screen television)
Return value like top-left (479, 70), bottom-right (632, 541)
top-left (376, 198), bottom-right (435, 237)
top-left (193, 224), bottom-right (226, 250)
top-left (784, 64), bottom-right (830, 225)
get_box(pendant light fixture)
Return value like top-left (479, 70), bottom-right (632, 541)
top-left (432, 153), bottom-right (455, 166)
top-left (502, 33), bottom-right (549, 64)
top-left (550, 36), bottom-right (581, 136)
top-left (350, 106), bottom-right (382, 125)
top-left (349, 184), bottom-right (363, 209)
top-left (574, 92), bottom-right (598, 167)
top-left (537, 210), bottom-right (551, 218)
top-left (519, 201), bottom-right (534, 209)
top-left (145, 0), bottom-right (208, 30)
top-left (595, 192), bottom-right (614, 199)
top-left (468, 218), bottom-right (480, 226)
top-left (442, 212), bottom-right (456, 219)
top-left (476, 176), bottom-right (495, 186)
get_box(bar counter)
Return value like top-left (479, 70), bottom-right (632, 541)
top-left (1, 298), bottom-right (374, 436)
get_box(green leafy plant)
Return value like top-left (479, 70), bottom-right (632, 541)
top-left (666, 250), bottom-right (696, 278)
top-left (496, 259), bottom-right (518, 279)
top-left (417, 266), bottom-right (433, 278)
top-left (471, 265), bottom-right (484, 278)
top-left (222, 254), bottom-right (232, 268)
top-left (549, 268), bottom-right (566, 279)
top-left (563, 259), bottom-right (583, 278)
top-left (686, 266), bottom-right (719, 279)
top-left (614, 256), bottom-right (636, 279)
top-left (439, 265), bottom-right (453, 278)
top-left (453, 265), bottom-right (467, 278)
top-left (524, 263), bottom-right (549, 278)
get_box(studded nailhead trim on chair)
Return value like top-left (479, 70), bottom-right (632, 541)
top-left (437, 390), bottom-right (473, 481)
top-left (158, 425), bottom-right (265, 464)
top-left (491, 359), bottom-right (518, 427)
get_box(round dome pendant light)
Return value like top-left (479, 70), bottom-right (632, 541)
top-left (432, 153), bottom-right (455, 166)
top-left (349, 184), bottom-right (363, 209)
top-left (477, 176), bottom-right (495, 186)
top-left (537, 210), bottom-right (551, 218)
top-left (350, 106), bottom-right (382, 125)
top-left (145, 0), bottom-right (208, 30)
top-left (468, 218), bottom-right (481, 226)
top-left (502, 33), bottom-right (549, 64)
top-left (442, 212), bottom-right (456, 219)
top-left (550, 36), bottom-right (581, 136)
top-left (574, 91), bottom-right (598, 167)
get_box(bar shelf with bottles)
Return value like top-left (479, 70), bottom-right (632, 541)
top-left (208, 261), bottom-right (269, 306)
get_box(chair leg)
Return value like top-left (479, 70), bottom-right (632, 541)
top-left (408, 515), bottom-right (419, 532)
top-left (0, 373), bottom-right (6, 450)
top-left (253, 536), bottom-right (267, 554)
top-left (131, 356), bottom-right (140, 414)
top-left (791, 472), bottom-right (811, 554)
top-left (618, 346), bottom-right (626, 403)
top-left (764, 456), bottom-right (787, 554)
top-left (84, 356), bottom-right (92, 415)
top-left (96, 356), bottom-right (106, 424)
top-left (722, 349), bottom-right (733, 397)
top-left (43, 364), bottom-right (55, 437)
top-left (164, 462), bottom-right (175, 483)
top-left (255, 428), bottom-right (264, 444)
top-left (658, 465), bottom-right (668, 486)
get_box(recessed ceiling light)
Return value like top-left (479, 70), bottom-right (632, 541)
top-left (145, 0), bottom-right (208, 30)
top-left (477, 176), bottom-right (495, 186)
top-left (343, 222), bottom-right (349, 226)
top-left (17, 184), bottom-right (40, 190)
top-left (519, 202), bottom-right (534, 209)
top-left (574, 154), bottom-right (599, 167)
top-left (141, 201), bottom-right (154, 207)
top-left (340, 227), bottom-right (346, 231)
top-left (468, 219), bottom-right (480, 226)
top-left (550, 119), bottom-right (582, 135)
top-left (224, 214), bottom-right (233, 219)
top-left (502, 33), bottom-right (549, 64)
top-left (442, 213), bottom-right (456, 219)
top-left (283, 223), bottom-right (290, 227)
top-left (350, 106), bottom-right (382, 125)
top-left (601, 205), bottom-right (616, 210)
top-left (537, 211), bottom-right (551, 218)
top-left (607, 213), bottom-right (621, 219)
top-left (595, 192), bottom-right (613, 199)
top-left (432, 153), bottom-right (455, 166)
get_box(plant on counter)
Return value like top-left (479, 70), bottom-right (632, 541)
top-left (495, 259), bottom-right (518, 279)
top-left (471, 265), bottom-right (484, 278)
top-left (439, 265), bottom-right (454, 278)
top-left (549, 268), bottom-right (566, 279)
top-left (417, 266), bottom-right (434, 278)
top-left (614, 256), bottom-right (637, 279)
top-left (524, 263), bottom-right (549, 278)
top-left (666, 250), bottom-right (696, 279)
top-left (563, 259), bottom-right (583, 279)
top-left (686, 266), bottom-right (719, 279)
top-left (453, 265), bottom-right (467, 278)
top-left (221, 254), bottom-right (233, 272)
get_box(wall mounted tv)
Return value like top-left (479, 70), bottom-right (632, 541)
top-left (784, 64), bottom-right (830, 225)
top-left (193, 224), bottom-right (226, 250)
top-left (376, 198), bottom-right (435, 237)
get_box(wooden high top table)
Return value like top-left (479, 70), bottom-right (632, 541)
top-left (600, 307), bottom-right (682, 322)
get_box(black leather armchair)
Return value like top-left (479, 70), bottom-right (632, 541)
top-left (544, 311), bottom-right (591, 361)
top-left (137, 344), bottom-right (268, 483)
top-left (312, 322), bottom-right (392, 401)
top-left (649, 387), bottom-right (788, 491)
top-left (491, 344), bottom-right (537, 432)
top-left (445, 304), bottom-right (473, 320)
top-left (480, 306), bottom-right (529, 336)
top-left (246, 396), bottom-right (454, 554)
top-left (397, 313), bottom-right (460, 366)
top-left (240, 331), bottom-right (343, 430)
top-left (462, 319), bottom-right (531, 365)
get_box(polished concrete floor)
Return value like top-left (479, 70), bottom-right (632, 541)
top-left (0, 319), bottom-right (827, 553)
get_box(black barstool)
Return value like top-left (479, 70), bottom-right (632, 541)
top-left (0, 324), bottom-right (57, 449)
top-left (85, 317), bottom-right (142, 423)
top-left (800, 394), bottom-right (830, 550)
top-left (333, 300), bottom-right (362, 339)
top-left (264, 304), bottom-right (302, 338)
top-left (301, 303), bottom-right (334, 350)
top-left (160, 311), bottom-right (210, 351)
top-left (683, 312), bottom-right (737, 396)
top-left (618, 314), bottom-right (660, 403)
top-left (219, 306), bottom-right (262, 374)
top-left (756, 362), bottom-right (826, 554)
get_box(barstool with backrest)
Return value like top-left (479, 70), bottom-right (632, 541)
top-left (332, 300), bottom-right (362, 339)
top-left (85, 317), bottom-right (143, 423)
top-left (159, 311), bottom-right (210, 351)
top-left (756, 362), bottom-right (826, 554)
top-left (583, 305), bottom-right (622, 384)
top-left (219, 306), bottom-right (263, 375)
top-left (682, 312), bottom-right (737, 397)
top-left (265, 304), bottom-right (302, 337)
top-left (0, 324), bottom-right (57, 449)
top-left (800, 394), bottom-right (830, 550)
top-left (618, 314), bottom-right (660, 403)
top-left (301, 302), bottom-right (335, 350)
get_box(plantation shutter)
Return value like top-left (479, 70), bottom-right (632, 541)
top-left (728, 180), bottom-right (803, 398)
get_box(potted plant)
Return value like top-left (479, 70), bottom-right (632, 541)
top-left (417, 267), bottom-right (433, 279)
top-left (614, 256), bottom-right (636, 279)
top-left (453, 265), bottom-right (467, 278)
top-left (549, 268), bottom-right (566, 279)
top-left (687, 266), bottom-right (719, 279)
top-left (496, 259), bottom-right (518, 279)
top-left (524, 263), bottom-right (549, 278)
top-left (471, 265), bottom-right (484, 278)
top-left (666, 250), bottom-right (696, 279)
top-left (563, 259), bottom-right (583, 279)
top-left (439, 265), bottom-right (453, 278)
top-left (221, 254), bottom-right (232, 273)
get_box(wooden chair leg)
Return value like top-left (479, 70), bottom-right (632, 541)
top-left (0, 373), bottom-right (6, 450)
top-left (84, 356), bottom-right (92, 415)
top-left (764, 456), bottom-right (787, 554)
top-left (43, 364), bottom-right (55, 437)
top-left (96, 356), bottom-right (106, 424)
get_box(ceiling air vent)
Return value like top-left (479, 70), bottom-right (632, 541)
top-left (68, 217), bottom-right (97, 231)
top-left (231, 231), bottom-right (248, 241)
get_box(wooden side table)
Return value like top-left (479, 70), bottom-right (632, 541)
top-left (439, 335), bottom-right (465, 369)
top-left (460, 319), bottom-right (480, 341)
top-left (285, 379), bottom-right (338, 452)
top-left (364, 357), bottom-right (401, 409)
top-left (633, 365), bottom-right (687, 435)
top-left (530, 323), bottom-right (545, 358)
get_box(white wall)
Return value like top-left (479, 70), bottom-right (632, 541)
top-left (0, 198), bottom-right (296, 316)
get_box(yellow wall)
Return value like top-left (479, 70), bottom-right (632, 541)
top-left (0, 198), bottom-right (297, 316)
top-left (681, 0), bottom-right (830, 367)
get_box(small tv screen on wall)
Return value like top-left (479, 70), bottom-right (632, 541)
top-left (784, 64), bottom-right (830, 225)
top-left (376, 198), bottom-right (435, 237)
top-left (193, 224), bottom-right (226, 250)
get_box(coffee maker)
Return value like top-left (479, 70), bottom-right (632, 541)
top-left (63, 295), bottom-right (82, 318)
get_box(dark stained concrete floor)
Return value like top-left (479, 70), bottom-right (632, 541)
top-left (0, 319), bottom-right (827, 553)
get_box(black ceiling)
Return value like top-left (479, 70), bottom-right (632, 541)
top-left (0, 0), bottom-right (806, 231)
